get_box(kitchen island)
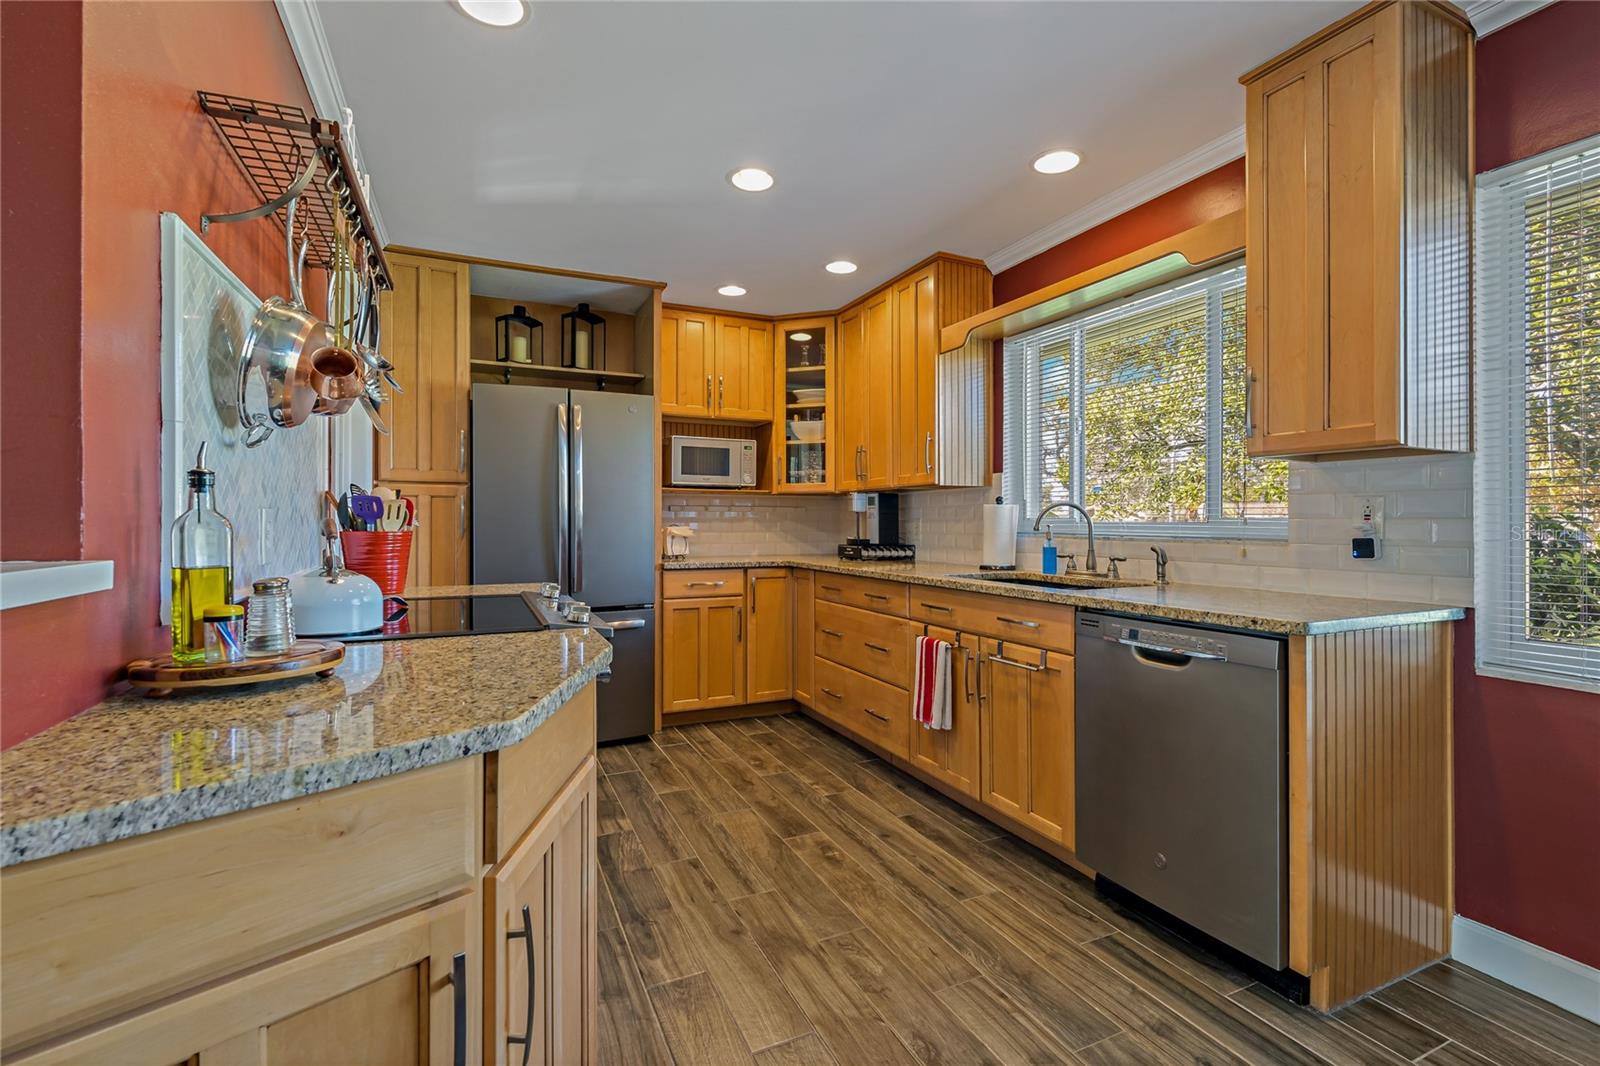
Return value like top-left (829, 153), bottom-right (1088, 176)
top-left (0, 612), bottom-right (611, 1064)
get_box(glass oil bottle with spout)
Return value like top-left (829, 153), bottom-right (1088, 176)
top-left (170, 442), bottom-right (234, 664)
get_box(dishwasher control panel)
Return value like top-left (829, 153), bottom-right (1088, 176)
top-left (1079, 612), bottom-right (1285, 670)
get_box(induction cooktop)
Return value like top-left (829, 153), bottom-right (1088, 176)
top-left (337, 593), bottom-right (545, 643)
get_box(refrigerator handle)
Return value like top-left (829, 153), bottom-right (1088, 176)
top-left (572, 403), bottom-right (584, 594)
top-left (557, 402), bottom-right (570, 591)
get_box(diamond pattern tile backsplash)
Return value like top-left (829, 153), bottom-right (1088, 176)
top-left (162, 214), bottom-right (325, 613)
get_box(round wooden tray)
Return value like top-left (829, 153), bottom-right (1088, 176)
top-left (127, 640), bottom-right (345, 697)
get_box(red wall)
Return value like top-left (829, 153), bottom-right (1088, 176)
top-left (1, 2), bottom-right (316, 748)
top-left (1453, 0), bottom-right (1600, 969)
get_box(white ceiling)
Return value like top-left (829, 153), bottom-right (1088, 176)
top-left (318, 0), bottom-right (1358, 315)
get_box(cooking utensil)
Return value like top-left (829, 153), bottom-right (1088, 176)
top-left (349, 494), bottom-right (384, 529)
top-left (379, 498), bottom-right (409, 532)
top-left (336, 492), bottom-right (356, 531)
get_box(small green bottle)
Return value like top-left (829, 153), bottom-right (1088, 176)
top-left (170, 443), bottom-right (234, 664)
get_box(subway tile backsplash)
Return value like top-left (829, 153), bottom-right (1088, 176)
top-left (662, 454), bottom-right (1474, 608)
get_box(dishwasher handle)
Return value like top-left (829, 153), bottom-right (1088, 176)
top-left (1118, 636), bottom-right (1226, 666)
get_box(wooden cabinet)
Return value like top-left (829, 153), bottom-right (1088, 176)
top-left (378, 251), bottom-right (471, 483)
top-left (662, 596), bottom-right (746, 712)
top-left (485, 760), bottom-right (597, 1066)
top-left (714, 315), bottom-right (774, 421)
top-left (978, 637), bottom-right (1076, 848)
top-left (892, 269), bottom-right (938, 487)
top-left (746, 568), bottom-right (793, 703)
top-left (793, 569), bottom-right (814, 706)
top-left (660, 308), bottom-right (716, 418)
top-left (659, 309), bottom-right (772, 422)
top-left (836, 289), bottom-right (895, 491)
top-left (382, 481), bottom-right (470, 590)
top-left (774, 318), bottom-right (834, 492)
top-left (908, 627), bottom-right (980, 800)
top-left (1241, 1), bottom-right (1471, 457)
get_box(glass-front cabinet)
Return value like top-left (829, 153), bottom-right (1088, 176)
top-left (775, 318), bottom-right (833, 492)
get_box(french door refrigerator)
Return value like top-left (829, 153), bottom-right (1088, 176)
top-left (472, 383), bottom-right (656, 742)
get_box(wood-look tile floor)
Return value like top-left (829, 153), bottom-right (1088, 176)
top-left (596, 713), bottom-right (1599, 1066)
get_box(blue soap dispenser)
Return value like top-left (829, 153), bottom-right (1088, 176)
top-left (1041, 526), bottom-right (1058, 575)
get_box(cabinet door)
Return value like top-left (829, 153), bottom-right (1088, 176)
top-left (486, 759), bottom-right (597, 1066)
top-left (746, 568), bottom-right (793, 703)
top-left (380, 482), bottom-right (470, 592)
top-left (979, 638), bottom-right (1075, 847)
top-left (378, 252), bottom-right (471, 483)
top-left (792, 569), bottom-right (814, 706)
top-left (892, 270), bottom-right (938, 487)
top-left (860, 288), bottom-right (896, 489)
top-left (661, 596), bottom-right (746, 712)
top-left (836, 304), bottom-right (868, 491)
top-left (908, 627), bottom-right (979, 799)
top-left (660, 309), bottom-right (715, 418)
top-left (714, 316), bottom-right (774, 421)
top-left (22, 894), bottom-right (479, 1066)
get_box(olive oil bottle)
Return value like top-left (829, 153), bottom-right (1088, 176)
top-left (170, 443), bottom-right (234, 664)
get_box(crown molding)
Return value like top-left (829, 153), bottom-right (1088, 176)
top-left (985, 125), bottom-right (1245, 276)
top-left (274, 0), bottom-right (390, 247)
top-left (1462, 0), bottom-right (1556, 36)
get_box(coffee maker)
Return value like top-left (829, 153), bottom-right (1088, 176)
top-left (838, 492), bottom-right (915, 561)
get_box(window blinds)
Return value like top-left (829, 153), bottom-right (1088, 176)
top-left (1002, 262), bottom-right (1286, 537)
top-left (1475, 136), bottom-right (1600, 691)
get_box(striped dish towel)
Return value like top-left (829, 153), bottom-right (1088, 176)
top-left (912, 635), bottom-right (953, 730)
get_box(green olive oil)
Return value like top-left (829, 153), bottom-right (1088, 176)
top-left (171, 565), bottom-right (232, 664)
top-left (170, 443), bottom-right (235, 665)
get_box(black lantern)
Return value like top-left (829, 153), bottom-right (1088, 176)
top-left (560, 302), bottom-right (605, 371)
top-left (495, 304), bottom-right (543, 364)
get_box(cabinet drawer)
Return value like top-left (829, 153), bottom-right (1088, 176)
top-left (813, 572), bottom-right (908, 616)
top-left (814, 599), bottom-right (913, 687)
top-left (909, 587), bottom-right (1076, 654)
top-left (663, 569), bottom-right (742, 599)
top-left (813, 658), bottom-right (910, 759)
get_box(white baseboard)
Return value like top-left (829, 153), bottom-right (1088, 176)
top-left (1451, 915), bottom-right (1600, 1023)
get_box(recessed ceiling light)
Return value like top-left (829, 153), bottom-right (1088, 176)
top-left (717, 284), bottom-right (747, 297)
top-left (1032, 149), bottom-right (1082, 175)
top-left (452, 0), bottom-right (529, 27)
top-left (790, 332), bottom-right (812, 342)
top-left (728, 167), bottom-right (775, 193)
top-left (825, 260), bottom-right (857, 275)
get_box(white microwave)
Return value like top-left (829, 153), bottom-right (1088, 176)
top-left (670, 435), bottom-right (757, 487)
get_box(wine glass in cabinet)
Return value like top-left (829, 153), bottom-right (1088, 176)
top-left (775, 318), bottom-right (833, 492)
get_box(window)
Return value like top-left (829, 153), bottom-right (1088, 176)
top-left (1002, 262), bottom-right (1286, 537)
top-left (1475, 136), bottom-right (1600, 692)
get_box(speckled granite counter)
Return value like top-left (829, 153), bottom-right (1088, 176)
top-left (1, 626), bottom-right (611, 867)
top-left (661, 555), bottom-right (1464, 635)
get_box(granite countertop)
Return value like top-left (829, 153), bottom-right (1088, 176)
top-left (1, 594), bottom-right (611, 867)
top-left (662, 555), bottom-right (1464, 635)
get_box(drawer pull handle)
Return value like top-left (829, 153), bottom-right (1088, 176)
top-left (506, 904), bottom-right (535, 1066)
top-left (685, 580), bottom-right (726, 588)
top-left (451, 951), bottom-right (469, 1066)
top-left (863, 706), bottom-right (890, 722)
top-left (865, 642), bottom-right (890, 654)
top-left (920, 602), bottom-right (953, 613)
top-left (989, 652), bottom-right (1045, 673)
top-left (995, 616), bottom-right (1041, 629)
top-left (819, 584), bottom-right (843, 593)
top-left (820, 628), bottom-right (844, 638)
top-left (821, 687), bottom-right (844, 700)
top-left (865, 592), bottom-right (890, 601)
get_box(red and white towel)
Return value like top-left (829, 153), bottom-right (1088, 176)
top-left (913, 635), bottom-right (953, 730)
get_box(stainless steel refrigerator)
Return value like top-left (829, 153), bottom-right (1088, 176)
top-left (472, 383), bottom-right (656, 742)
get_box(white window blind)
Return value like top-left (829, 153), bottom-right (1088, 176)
top-left (1002, 262), bottom-right (1287, 538)
top-left (1475, 136), bottom-right (1600, 692)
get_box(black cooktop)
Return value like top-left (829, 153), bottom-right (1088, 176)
top-left (339, 593), bottom-right (545, 643)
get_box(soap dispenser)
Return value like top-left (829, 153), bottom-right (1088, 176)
top-left (1041, 526), bottom-right (1058, 575)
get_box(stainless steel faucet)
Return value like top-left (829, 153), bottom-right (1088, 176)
top-left (1150, 545), bottom-right (1169, 586)
top-left (1034, 501), bottom-right (1097, 574)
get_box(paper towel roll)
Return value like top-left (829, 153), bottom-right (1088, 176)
top-left (981, 503), bottom-right (1019, 570)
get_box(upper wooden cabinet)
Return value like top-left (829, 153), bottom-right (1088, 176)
top-left (837, 288), bottom-right (895, 491)
top-left (1242, 0), bottom-right (1472, 457)
top-left (378, 251), bottom-right (472, 482)
top-left (659, 308), bottom-right (772, 422)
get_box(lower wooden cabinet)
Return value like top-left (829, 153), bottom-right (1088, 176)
top-left (745, 568), bottom-right (794, 703)
top-left (379, 480), bottom-right (470, 590)
top-left (662, 595), bottom-right (746, 712)
top-left (907, 627), bottom-right (981, 800)
top-left (485, 759), bottom-right (597, 1066)
top-left (979, 637), bottom-right (1076, 848)
top-left (793, 570), bottom-right (814, 706)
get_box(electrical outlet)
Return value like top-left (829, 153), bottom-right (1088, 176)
top-left (1355, 496), bottom-right (1385, 536)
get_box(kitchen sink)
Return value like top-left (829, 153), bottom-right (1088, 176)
top-left (952, 573), bottom-right (1152, 592)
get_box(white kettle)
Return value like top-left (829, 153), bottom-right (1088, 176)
top-left (290, 566), bottom-right (383, 636)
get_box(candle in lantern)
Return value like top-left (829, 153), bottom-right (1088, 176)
top-left (510, 334), bottom-right (531, 363)
top-left (574, 329), bottom-right (590, 369)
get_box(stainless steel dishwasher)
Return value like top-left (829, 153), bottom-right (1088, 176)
top-left (1075, 610), bottom-right (1288, 968)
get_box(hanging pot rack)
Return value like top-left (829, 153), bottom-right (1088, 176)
top-left (197, 90), bottom-right (393, 291)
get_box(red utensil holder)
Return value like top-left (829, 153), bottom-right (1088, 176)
top-left (340, 531), bottom-right (413, 597)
